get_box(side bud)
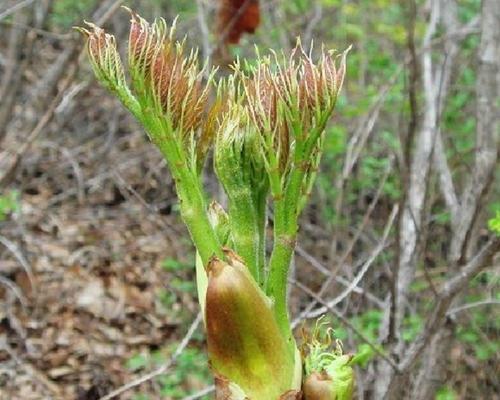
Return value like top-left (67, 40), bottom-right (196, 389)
top-left (208, 201), bottom-right (231, 246)
top-left (303, 356), bottom-right (354, 400)
top-left (205, 251), bottom-right (300, 399)
top-left (302, 319), bottom-right (354, 400)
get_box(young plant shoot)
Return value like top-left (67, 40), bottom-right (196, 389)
top-left (80, 10), bottom-right (351, 399)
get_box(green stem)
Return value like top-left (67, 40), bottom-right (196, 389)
top-left (254, 186), bottom-right (268, 288)
top-left (267, 164), bottom-right (307, 350)
top-left (267, 225), bottom-right (297, 351)
top-left (175, 167), bottom-right (224, 265)
top-left (227, 188), bottom-right (260, 282)
top-left (142, 114), bottom-right (223, 267)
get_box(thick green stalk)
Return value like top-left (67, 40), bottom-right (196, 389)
top-left (214, 124), bottom-right (267, 281)
top-left (227, 188), bottom-right (261, 282)
top-left (266, 225), bottom-right (296, 350)
top-left (253, 185), bottom-right (268, 288)
top-left (175, 167), bottom-right (224, 265)
top-left (142, 114), bottom-right (223, 266)
top-left (266, 112), bottom-right (309, 345)
top-left (267, 119), bottom-right (328, 319)
top-left (267, 168), bottom-right (306, 349)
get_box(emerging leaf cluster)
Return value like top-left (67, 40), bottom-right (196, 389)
top-left (79, 9), bottom-right (349, 398)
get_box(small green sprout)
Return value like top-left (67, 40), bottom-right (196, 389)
top-left (302, 318), bottom-right (354, 400)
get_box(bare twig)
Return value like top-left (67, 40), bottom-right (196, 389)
top-left (0, 235), bottom-right (34, 291)
top-left (300, 159), bottom-right (396, 321)
top-left (0, 7), bottom-right (30, 143)
top-left (312, 205), bottom-right (397, 313)
top-left (396, 238), bottom-right (498, 372)
top-left (449, 0), bottom-right (499, 263)
top-left (99, 313), bottom-right (203, 400)
top-left (183, 385), bottom-right (216, 400)
top-left (447, 299), bottom-right (500, 316)
top-left (384, 239), bottom-right (499, 399)
top-left (409, 1), bottom-right (500, 397)
top-left (0, 0), bottom-right (124, 186)
top-left (112, 170), bottom-right (181, 243)
top-left (293, 245), bottom-right (385, 310)
top-left (0, 0), bottom-right (37, 21)
top-left (303, 1), bottom-right (323, 49)
top-left (0, 275), bottom-right (28, 309)
top-left (195, 0), bottom-right (211, 64)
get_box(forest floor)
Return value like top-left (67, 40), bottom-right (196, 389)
top-left (1, 118), bottom-right (496, 400)
top-left (0, 93), bottom-right (215, 398)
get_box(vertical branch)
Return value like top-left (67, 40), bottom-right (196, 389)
top-left (410, 1), bottom-right (500, 397)
top-left (374, 2), bottom-right (420, 396)
top-left (392, 0), bottom-right (463, 348)
top-left (387, 238), bottom-right (500, 400)
top-left (393, 0), bottom-right (440, 346)
top-left (376, 0), bottom-right (468, 397)
top-left (195, 0), bottom-right (211, 64)
top-left (0, 8), bottom-right (30, 143)
top-left (389, 0), bottom-right (419, 343)
top-left (449, 0), bottom-right (500, 263)
top-left (302, 1), bottom-right (322, 50)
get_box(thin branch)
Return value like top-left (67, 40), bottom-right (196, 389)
top-left (0, 0), bottom-right (124, 186)
top-left (294, 245), bottom-right (385, 307)
top-left (300, 205), bottom-right (398, 322)
top-left (195, 0), bottom-right (211, 63)
top-left (383, 238), bottom-right (499, 399)
top-left (99, 313), bottom-right (203, 400)
top-left (322, 205), bottom-right (397, 307)
top-left (447, 299), bottom-right (500, 316)
top-left (0, 275), bottom-right (28, 309)
top-left (398, 237), bottom-right (499, 373)
top-left (0, 0), bottom-right (37, 21)
top-left (300, 160), bottom-right (396, 320)
top-left (302, 1), bottom-right (323, 49)
top-left (449, 0), bottom-right (500, 262)
top-left (0, 235), bottom-right (34, 291)
top-left (183, 385), bottom-right (216, 400)
top-left (433, 134), bottom-right (459, 218)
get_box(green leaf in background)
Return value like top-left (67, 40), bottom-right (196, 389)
top-left (126, 353), bottom-right (149, 371)
top-left (487, 211), bottom-right (500, 236)
top-left (171, 278), bottom-right (196, 294)
top-left (132, 394), bottom-right (150, 400)
top-left (127, 346), bottom-right (211, 400)
top-left (402, 314), bottom-right (423, 342)
top-left (158, 347), bottom-right (211, 399)
top-left (50, 0), bottom-right (97, 29)
top-left (162, 257), bottom-right (191, 272)
top-left (436, 386), bottom-right (457, 400)
top-left (350, 343), bottom-right (375, 368)
top-left (0, 190), bottom-right (19, 221)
